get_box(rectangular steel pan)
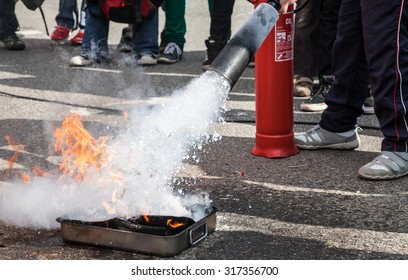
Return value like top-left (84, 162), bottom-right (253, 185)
top-left (57, 207), bottom-right (217, 257)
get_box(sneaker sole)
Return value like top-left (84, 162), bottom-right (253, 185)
top-left (51, 37), bottom-right (70, 44)
top-left (296, 138), bottom-right (360, 150)
top-left (157, 57), bottom-right (179, 64)
top-left (69, 57), bottom-right (92, 67)
top-left (138, 62), bottom-right (157, 66)
top-left (294, 92), bottom-right (312, 98)
top-left (300, 103), bottom-right (328, 112)
top-left (6, 46), bottom-right (25, 51)
top-left (358, 169), bottom-right (408, 180)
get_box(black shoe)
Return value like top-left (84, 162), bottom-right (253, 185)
top-left (157, 42), bottom-right (182, 64)
top-left (202, 36), bottom-right (228, 70)
top-left (117, 27), bottom-right (133, 53)
top-left (363, 85), bottom-right (374, 114)
top-left (300, 75), bottom-right (333, 112)
top-left (0, 34), bottom-right (25, 50)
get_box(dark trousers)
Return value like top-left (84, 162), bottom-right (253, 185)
top-left (209, 0), bottom-right (235, 40)
top-left (320, 0), bottom-right (408, 152)
top-left (294, 0), bottom-right (341, 79)
top-left (0, 0), bottom-right (19, 39)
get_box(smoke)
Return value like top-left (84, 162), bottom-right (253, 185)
top-left (0, 71), bottom-right (230, 229)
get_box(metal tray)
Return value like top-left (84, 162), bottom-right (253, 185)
top-left (56, 207), bottom-right (217, 257)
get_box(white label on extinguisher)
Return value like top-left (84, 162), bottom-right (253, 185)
top-left (275, 16), bottom-right (293, 62)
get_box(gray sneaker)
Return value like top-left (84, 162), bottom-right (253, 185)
top-left (294, 125), bottom-right (361, 150)
top-left (358, 151), bottom-right (408, 180)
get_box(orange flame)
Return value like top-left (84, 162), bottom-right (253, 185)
top-left (21, 173), bottom-right (30, 184)
top-left (3, 135), bottom-right (25, 177)
top-left (32, 164), bottom-right (47, 177)
top-left (123, 111), bottom-right (129, 120)
top-left (166, 219), bottom-right (185, 229)
top-left (141, 209), bottom-right (150, 222)
top-left (53, 114), bottom-right (111, 180)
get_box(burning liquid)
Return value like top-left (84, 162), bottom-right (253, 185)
top-left (0, 71), bottom-right (230, 229)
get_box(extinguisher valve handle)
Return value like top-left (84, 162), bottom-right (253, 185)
top-left (268, 0), bottom-right (281, 11)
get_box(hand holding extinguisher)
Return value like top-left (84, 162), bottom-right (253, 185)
top-left (275, 0), bottom-right (297, 13)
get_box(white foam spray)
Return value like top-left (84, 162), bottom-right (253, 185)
top-left (0, 71), bottom-right (230, 229)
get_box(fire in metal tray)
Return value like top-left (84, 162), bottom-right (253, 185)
top-left (56, 207), bottom-right (217, 257)
top-left (57, 215), bottom-right (195, 236)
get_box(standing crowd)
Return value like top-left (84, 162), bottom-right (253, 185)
top-left (1, 0), bottom-right (408, 181)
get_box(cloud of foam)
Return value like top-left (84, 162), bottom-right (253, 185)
top-left (0, 71), bottom-right (230, 229)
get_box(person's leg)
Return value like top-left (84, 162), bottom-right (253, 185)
top-left (208, 0), bottom-right (213, 15)
top-left (69, 0), bottom-right (87, 45)
top-left (133, 12), bottom-right (159, 65)
top-left (209, 0), bottom-right (235, 40)
top-left (203, 0), bottom-right (235, 69)
top-left (294, 0), bottom-right (320, 79)
top-left (52, 0), bottom-right (80, 42)
top-left (298, 0), bottom-right (341, 108)
top-left (0, 0), bottom-right (19, 38)
top-left (319, 0), bottom-right (368, 132)
top-left (317, 0), bottom-right (341, 77)
top-left (362, 0), bottom-right (408, 152)
top-left (293, 0), bottom-right (320, 97)
top-left (78, 0), bottom-right (87, 30)
top-left (0, 0), bottom-right (25, 50)
top-left (357, 0), bottom-right (408, 180)
top-left (55, 0), bottom-right (79, 29)
top-left (70, 3), bottom-right (109, 66)
top-left (157, 0), bottom-right (185, 64)
top-left (161, 0), bottom-right (186, 51)
top-left (294, 0), bottom-right (366, 150)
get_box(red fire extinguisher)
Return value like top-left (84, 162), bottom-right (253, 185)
top-left (250, 0), bottom-right (299, 158)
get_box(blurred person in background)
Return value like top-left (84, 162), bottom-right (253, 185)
top-left (118, 0), bottom-right (186, 64)
top-left (202, 0), bottom-right (295, 70)
top-left (51, 0), bottom-right (87, 45)
top-left (69, 0), bottom-right (161, 67)
top-left (0, 0), bottom-right (25, 50)
top-left (157, 0), bottom-right (186, 64)
top-left (293, 0), bottom-right (341, 99)
top-left (202, 0), bottom-right (235, 70)
top-left (294, 0), bottom-right (374, 115)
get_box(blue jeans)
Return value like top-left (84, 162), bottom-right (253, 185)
top-left (82, 3), bottom-right (158, 60)
top-left (0, 0), bottom-right (19, 39)
top-left (132, 14), bottom-right (159, 56)
top-left (56, 0), bottom-right (87, 30)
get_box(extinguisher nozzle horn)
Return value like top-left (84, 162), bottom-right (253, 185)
top-left (207, 3), bottom-right (279, 89)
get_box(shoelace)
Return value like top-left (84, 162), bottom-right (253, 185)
top-left (163, 42), bottom-right (182, 56)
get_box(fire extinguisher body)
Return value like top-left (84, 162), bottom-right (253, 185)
top-left (251, 2), bottom-right (299, 158)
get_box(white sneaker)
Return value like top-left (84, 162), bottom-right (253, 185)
top-left (358, 151), bottom-right (408, 180)
top-left (294, 125), bottom-right (361, 150)
top-left (69, 54), bottom-right (93, 67)
top-left (137, 53), bottom-right (157, 66)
